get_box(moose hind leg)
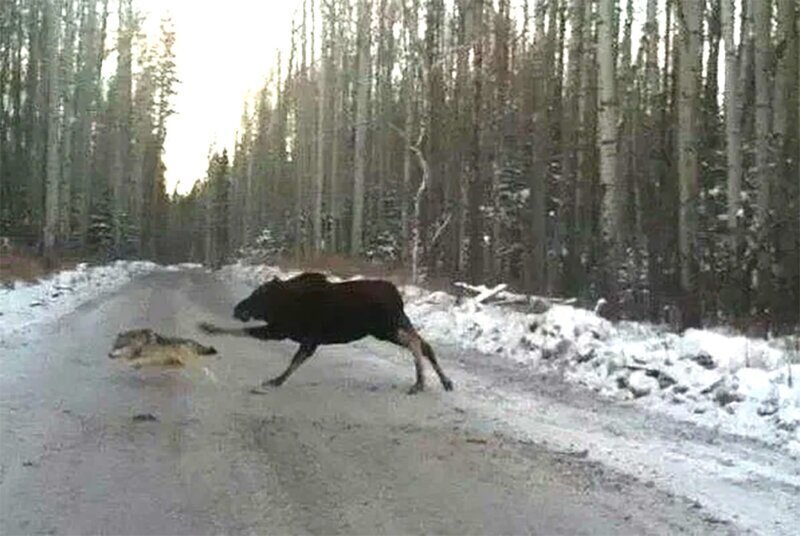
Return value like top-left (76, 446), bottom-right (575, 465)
top-left (394, 328), bottom-right (426, 394)
top-left (262, 343), bottom-right (317, 388)
top-left (420, 338), bottom-right (453, 391)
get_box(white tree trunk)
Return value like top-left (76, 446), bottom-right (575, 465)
top-left (410, 132), bottom-right (428, 285)
top-left (597, 0), bottom-right (621, 260)
top-left (401, 69), bottom-right (413, 260)
top-left (721, 0), bottom-right (742, 244)
top-left (313, 20), bottom-right (326, 255)
top-left (350, 0), bottom-right (370, 257)
top-left (243, 141), bottom-right (254, 245)
top-left (329, 6), bottom-right (342, 253)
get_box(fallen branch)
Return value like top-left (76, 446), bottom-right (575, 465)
top-left (472, 284), bottom-right (508, 304)
top-left (453, 281), bottom-right (577, 308)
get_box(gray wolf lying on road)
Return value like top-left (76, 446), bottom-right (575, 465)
top-left (108, 329), bottom-right (218, 369)
top-left (199, 271), bottom-right (453, 395)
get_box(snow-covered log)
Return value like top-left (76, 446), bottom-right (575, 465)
top-left (453, 281), bottom-right (576, 309)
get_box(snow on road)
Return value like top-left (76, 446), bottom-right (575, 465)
top-left (219, 261), bottom-right (800, 456)
top-left (0, 261), bottom-right (190, 340)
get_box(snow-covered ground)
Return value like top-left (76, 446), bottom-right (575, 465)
top-left (0, 261), bottom-right (170, 340)
top-left (218, 261), bottom-right (800, 456)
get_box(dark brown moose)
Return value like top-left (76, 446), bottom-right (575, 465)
top-left (199, 272), bottom-right (453, 394)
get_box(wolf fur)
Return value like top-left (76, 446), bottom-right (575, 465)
top-left (109, 329), bottom-right (218, 369)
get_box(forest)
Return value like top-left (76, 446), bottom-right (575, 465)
top-left (1, 0), bottom-right (798, 331)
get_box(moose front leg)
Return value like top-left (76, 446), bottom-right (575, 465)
top-left (250, 343), bottom-right (318, 394)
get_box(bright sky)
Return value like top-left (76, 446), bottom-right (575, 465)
top-left (137, 0), bottom-right (298, 195)
top-left (132, 0), bottom-right (715, 196)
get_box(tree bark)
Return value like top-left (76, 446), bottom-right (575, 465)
top-left (721, 0), bottom-right (742, 248)
top-left (468, 0), bottom-right (484, 283)
top-left (350, 0), bottom-right (371, 257)
top-left (328, 4), bottom-right (342, 254)
top-left (597, 0), bottom-right (621, 293)
top-left (753, 0), bottom-right (772, 307)
top-left (644, 0), bottom-right (659, 104)
top-left (43, 0), bottom-right (62, 256)
top-left (677, 0), bottom-right (703, 328)
top-left (313, 8), bottom-right (326, 255)
top-left (58, 0), bottom-right (76, 242)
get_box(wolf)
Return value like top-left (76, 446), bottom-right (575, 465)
top-left (108, 329), bottom-right (218, 369)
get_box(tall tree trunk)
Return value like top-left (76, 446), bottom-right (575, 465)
top-left (454, 0), bottom-right (468, 277)
top-left (0, 0), bottom-right (8, 223)
top-left (58, 0), bottom-right (76, 242)
top-left (43, 0), bottom-right (62, 257)
top-left (704, 0), bottom-right (722, 146)
top-left (574, 0), bottom-right (595, 292)
top-left (74, 0), bottom-right (98, 246)
top-left (563, 0), bottom-right (584, 292)
top-left (468, 0), bottom-right (484, 283)
top-left (721, 0), bottom-right (742, 250)
top-left (772, 0), bottom-right (798, 322)
top-left (350, 0), bottom-right (370, 257)
top-left (753, 0), bottom-right (772, 310)
top-left (597, 0), bottom-right (621, 298)
top-left (677, 0), bottom-right (703, 328)
top-left (644, 0), bottom-right (659, 104)
top-left (401, 64), bottom-right (413, 261)
top-left (328, 4), bottom-right (342, 254)
top-left (526, 0), bottom-right (548, 292)
top-left (739, 0), bottom-right (754, 141)
top-left (112, 0), bottom-right (133, 254)
top-left (26, 1), bottom-right (44, 247)
top-left (313, 11), bottom-right (326, 255)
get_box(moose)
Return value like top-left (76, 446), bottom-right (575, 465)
top-left (199, 272), bottom-right (453, 394)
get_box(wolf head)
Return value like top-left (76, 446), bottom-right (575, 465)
top-left (108, 329), bottom-right (158, 359)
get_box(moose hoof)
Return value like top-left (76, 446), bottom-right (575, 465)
top-left (407, 383), bottom-right (424, 395)
top-left (249, 386), bottom-right (270, 395)
top-left (442, 378), bottom-right (454, 391)
top-left (263, 378), bottom-right (284, 387)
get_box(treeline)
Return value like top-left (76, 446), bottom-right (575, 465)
top-left (177, 0), bottom-right (799, 329)
top-left (0, 0), bottom-right (178, 260)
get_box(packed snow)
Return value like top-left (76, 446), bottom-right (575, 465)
top-left (218, 261), bottom-right (800, 455)
top-left (0, 261), bottom-right (165, 340)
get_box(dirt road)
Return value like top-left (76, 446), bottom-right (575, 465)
top-left (1, 269), bottom-right (797, 534)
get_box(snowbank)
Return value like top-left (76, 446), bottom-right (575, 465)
top-left (0, 261), bottom-right (163, 339)
top-left (218, 262), bottom-right (800, 454)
